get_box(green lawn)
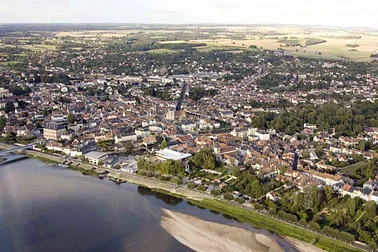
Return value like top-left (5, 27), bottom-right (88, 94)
top-left (340, 161), bottom-right (369, 175)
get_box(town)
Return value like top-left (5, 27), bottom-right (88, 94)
top-left (1, 24), bottom-right (378, 251)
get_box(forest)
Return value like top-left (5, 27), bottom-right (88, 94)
top-left (252, 101), bottom-right (378, 136)
top-left (262, 186), bottom-right (378, 249)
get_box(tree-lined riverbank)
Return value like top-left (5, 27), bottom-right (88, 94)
top-left (0, 143), bottom-right (364, 252)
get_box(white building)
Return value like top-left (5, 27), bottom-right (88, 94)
top-left (155, 149), bottom-right (192, 161)
top-left (84, 151), bottom-right (108, 165)
top-left (181, 121), bottom-right (197, 132)
top-left (135, 128), bottom-right (150, 137)
top-left (255, 131), bottom-right (270, 141)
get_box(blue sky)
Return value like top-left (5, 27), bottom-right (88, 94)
top-left (1, 0), bottom-right (377, 27)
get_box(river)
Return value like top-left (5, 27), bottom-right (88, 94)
top-left (0, 158), bottom-right (297, 252)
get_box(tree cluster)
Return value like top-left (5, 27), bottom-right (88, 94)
top-left (137, 158), bottom-right (185, 177)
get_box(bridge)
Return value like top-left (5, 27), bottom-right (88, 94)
top-left (0, 144), bottom-right (34, 155)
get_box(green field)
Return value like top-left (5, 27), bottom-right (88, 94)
top-left (195, 44), bottom-right (259, 53)
top-left (0, 61), bottom-right (21, 66)
top-left (146, 48), bottom-right (179, 54)
top-left (340, 161), bottom-right (369, 175)
top-left (21, 44), bottom-right (57, 52)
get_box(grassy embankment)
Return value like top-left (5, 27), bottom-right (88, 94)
top-left (26, 153), bottom-right (98, 176)
top-left (67, 165), bottom-right (99, 176)
top-left (30, 155), bottom-right (58, 164)
top-left (152, 188), bottom-right (362, 252)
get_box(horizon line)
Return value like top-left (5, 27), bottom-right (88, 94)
top-left (0, 22), bottom-right (377, 30)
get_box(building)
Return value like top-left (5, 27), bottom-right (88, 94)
top-left (51, 114), bottom-right (66, 122)
top-left (231, 127), bottom-right (248, 138)
top-left (114, 133), bottom-right (138, 143)
top-left (84, 151), bottom-right (108, 165)
top-left (155, 148), bottom-right (192, 161)
top-left (135, 127), bottom-right (150, 137)
top-left (166, 110), bottom-right (186, 121)
top-left (181, 121), bottom-right (197, 132)
top-left (255, 131), bottom-right (270, 141)
top-left (304, 123), bottom-right (317, 129)
top-left (43, 122), bottom-right (67, 140)
top-left (0, 88), bottom-right (12, 99)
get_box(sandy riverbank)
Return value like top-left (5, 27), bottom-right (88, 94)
top-left (284, 237), bottom-right (325, 252)
top-left (161, 209), bottom-right (325, 252)
top-left (161, 209), bottom-right (285, 252)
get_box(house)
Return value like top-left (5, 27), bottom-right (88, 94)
top-left (341, 184), bottom-right (353, 197)
top-left (165, 110), bottom-right (186, 120)
top-left (135, 127), bottom-right (150, 137)
top-left (231, 127), bottom-right (248, 138)
top-left (255, 131), bottom-right (270, 141)
top-left (304, 123), bottom-right (317, 129)
top-left (266, 191), bottom-right (278, 201)
top-left (84, 151), bottom-right (108, 165)
top-left (363, 179), bottom-right (377, 190)
top-left (114, 133), bottom-right (137, 143)
top-left (181, 121), bottom-right (197, 132)
top-left (370, 191), bottom-right (378, 204)
top-left (307, 170), bottom-right (341, 186)
top-left (143, 135), bottom-right (157, 146)
top-left (198, 119), bottom-right (215, 130)
top-left (43, 122), bottom-right (67, 140)
top-left (220, 110), bottom-right (233, 118)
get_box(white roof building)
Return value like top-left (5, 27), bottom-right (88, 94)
top-left (155, 149), bottom-right (192, 161)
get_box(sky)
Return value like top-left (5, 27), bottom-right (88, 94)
top-left (1, 0), bottom-right (377, 28)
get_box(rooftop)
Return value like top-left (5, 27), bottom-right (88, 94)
top-left (155, 148), bottom-right (192, 161)
top-left (84, 151), bottom-right (108, 160)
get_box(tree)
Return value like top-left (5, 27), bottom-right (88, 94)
top-left (197, 184), bottom-right (206, 191)
top-left (309, 221), bottom-right (320, 232)
top-left (232, 166), bottom-right (241, 176)
top-left (325, 185), bottom-right (333, 202)
top-left (235, 197), bottom-right (246, 204)
top-left (363, 201), bottom-right (377, 220)
top-left (88, 88), bottom-right (95, 96)
top-left (3, 131), bottom-right (17, 143)
top-left (210, 189), bottom-right (221, 196)
top-left (321, 226), bottom-right (339, 238)
top-left (339, 232), bottom-right (355, 244)
top-left (191, 148), bottom-right (216, 169)
top-left (369, 240), bottom-right (377, 251)
top-left (67, 113), bottom-right (75, 124)
top-left (187, 183), bottom-right (196, 189)
top-left (224, 192), bottom-right (234, 201)
top-left (161, 139), bottom-right (167, 149)
top-left (0, 117), bottom-right (6, 131)
top-left (4, 101), bottom-right (15, 113)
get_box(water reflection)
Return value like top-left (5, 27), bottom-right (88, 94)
top-left (137, 186), bottom-right (183, 205)
top-left (209, 210), bottom-right (220, 215)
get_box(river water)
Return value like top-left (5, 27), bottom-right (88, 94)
top-left (0, 159), bottom-right (297, 252)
